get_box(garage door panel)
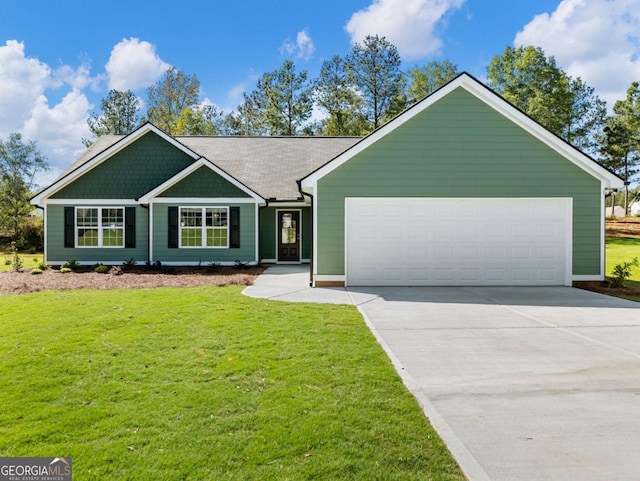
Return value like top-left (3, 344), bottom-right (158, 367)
top-left (346, 198), bottom-right (571, 286)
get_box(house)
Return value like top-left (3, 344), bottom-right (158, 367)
top-left (605, 205), bottom-right (626, 217)
top-left (31, 73), bottom-right (623, 287)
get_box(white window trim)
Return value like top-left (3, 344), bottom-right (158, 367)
top-left (178, 206), bottom-right (230, 249)
top-left (75, 206), bottom-right (125, 249)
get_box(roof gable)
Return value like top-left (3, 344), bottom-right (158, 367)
top-left (31, 123), bottom-right (200, 204)
top-left (300, 73), bottom-right (623, 190)
top-left (138, 158), bottom-right (264, 203)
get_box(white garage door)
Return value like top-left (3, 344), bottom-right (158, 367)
top-left (345, 198), bottom-right (572, 286)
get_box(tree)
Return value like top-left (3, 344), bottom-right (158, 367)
top-left (146, 68), bottom-right (201, 134)
top-left (600, 81), bottom-right (640, 214)
top-left (487, 46), bottom-right (606, 154)
top-left (0, 133), bottom-right (48, 242)
top-left (407, 60), bottom-right (459, 104)
top-left (314, 55), bottom-right (368, 136)
top-left (237, 60), bottom-right (313, 136)
top-left (175, 104), bottom-right (224, 135)
top-left (346, 35), bottom-right (406, 130)
top-left (83, 90), bottom-right (141, 146)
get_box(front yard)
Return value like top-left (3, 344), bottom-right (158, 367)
top-left (0, 287), bottom-right (464, 480)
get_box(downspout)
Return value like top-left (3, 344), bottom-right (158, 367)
top-left (139, 202), bottom-right (151, 265)
top-left (297, 180), bottom-right (314, 287)
top-left (258, 199), bottom-right (270, 265)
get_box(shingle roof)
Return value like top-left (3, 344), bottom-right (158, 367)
top-left (62, 134), bottom-right (361, 201)
top-left (179, 136), bottom-right (360, 200)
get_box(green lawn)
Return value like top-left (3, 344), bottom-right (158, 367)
top-left (606, 237), bottom-right (640, 281)
top-left (0, 287), bottom-right (463, 480)
top-left (0, 252), bottom-right (43, 271)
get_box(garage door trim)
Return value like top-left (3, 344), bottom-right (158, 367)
top-left (344, 197), bottom-right (573, 287)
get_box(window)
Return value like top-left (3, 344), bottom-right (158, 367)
top-left (179, 207), bottom-right (228, 248)
top-left (76, 207), bottom-right (124, 248)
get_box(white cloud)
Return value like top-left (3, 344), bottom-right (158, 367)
top-left (0, 40), bottom-right (95, 186)
top-left (0, 40), bottom-right (52, 135)
top-left (515, 0), bottom-right (640, 106)
top-left (106, 38), bottom-right (170, 91)
top-left (21, 89), bottom-right (92, 184)
top-left (345, 0), bottom-right (466, 60)
top-left (280, 29), bottom-right (316, 60)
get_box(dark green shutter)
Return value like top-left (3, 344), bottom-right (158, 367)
top-left (168, 206), bottom-right (178, 248)
top-left (64, 207), bottom-right (74, 248)
top-left (229, 206), bottom-right (240, 248)
top-left (125, 207), bottom-right (136, 248)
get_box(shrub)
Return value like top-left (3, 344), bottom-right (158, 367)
top-left (36, 261), bottom-right (49, 270)
top-left (94, 264), bottom-right (109, 274)
top-left (10, 242), bottom-right (23, 272)
top-left (18, 215), bottom-right (44, 252)
top-left (122, 257), bottom-right (136, 270)
top-left (608, 257), bottom-right (640, 288)
top-left (63, 259), bottom-right (79, 271)
top-left (31, 268), bottom-right (43, 275)
top-left (59, 267), bottom-right (72, 274)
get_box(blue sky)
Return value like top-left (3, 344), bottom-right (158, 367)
top-left (1, 0), bottom-right (638, 185)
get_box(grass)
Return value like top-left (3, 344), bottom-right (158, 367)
top-left (0, 287), bottom-right (463, 480)
top-left (0, 252), bottom-right (43, 271)
top-left (606, 237), bottom-right (640, 281)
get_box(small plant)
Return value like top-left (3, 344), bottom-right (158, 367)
top-left (207, 261), bottom-right (221, 273)
top-left (63, 259), bottom-right (80, 271)
top-left (31, 268), bottom-right (43, 275)
top-left (94, 264), bottom-right (109, 274)
top-left (608, 257), bottom-right (639, 288)
top-left (10, 242), bottom-right (23, 272)
top-left (36, 261), bottom-right (49, 270)
top-left (4, 257), bottom-right (10, 266)
top-left (233, 260), bottom-right (250, 270)
top-left (122, 257), bottom-right (136, 270)
top-left (59, 267), bottom-right (72, 274)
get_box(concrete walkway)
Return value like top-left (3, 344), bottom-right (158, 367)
top-left (243, 266), bottom-right (640, 481)
top-left (243, 264), bottom-right (357, 304)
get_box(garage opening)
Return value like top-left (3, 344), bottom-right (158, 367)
top-left (345, 198), bottom-right (572, 286)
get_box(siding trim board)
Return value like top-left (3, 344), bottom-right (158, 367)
top-left (43, 199), bottom-right (139, 205)
top-left (152, 198), bottom-right (258, 204)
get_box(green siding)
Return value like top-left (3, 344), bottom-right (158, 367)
top-left (158, 166), bottom-right (250, 198)
top-left (52, 132), bottom-right (195, 199)
top-left (259, 206), bottom-right (311, 261)
top-left (46, 205), bottom-right (149, 264)
top-left (152, 203), bottom-right (257, 263)
top-left (316, 87), bottom-right (602, 277)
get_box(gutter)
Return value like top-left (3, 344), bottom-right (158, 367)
top-left (297, 180), bottom-right (314, 287)
top-left (258, 199), bottom-right (270, 265)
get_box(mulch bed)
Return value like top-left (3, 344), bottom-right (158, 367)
top-left (3, 218), bottom-right (639, 296)
top-left (0, 266), bottom-right (265, 295)
top-left (606, 217), bottom-right (640, 237)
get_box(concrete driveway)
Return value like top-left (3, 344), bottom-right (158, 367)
top-left (350, 286), bottom-right (640, 481)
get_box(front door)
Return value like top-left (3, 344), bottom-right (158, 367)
top-left (277, 211), bottom-right (300, 262)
